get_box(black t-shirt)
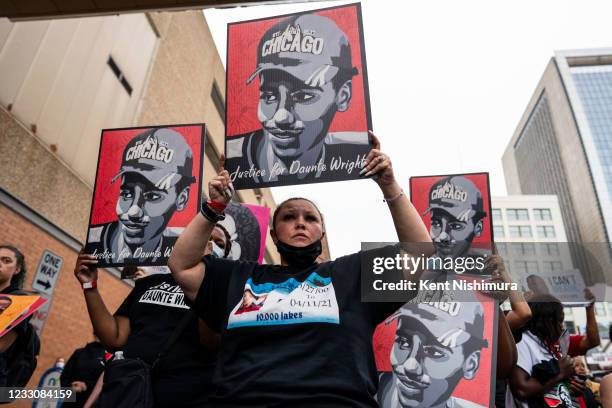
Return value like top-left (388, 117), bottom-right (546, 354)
top-left (193, 248), bottom-right (406, 407)
top-left (115, 274), bottom-right (216, 406)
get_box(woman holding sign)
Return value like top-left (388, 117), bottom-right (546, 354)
top-left (169, 132), bottom-right (433, 407)
top-left (73, 224), bottom-right (232, 407)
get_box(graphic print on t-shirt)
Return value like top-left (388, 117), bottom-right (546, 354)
top-left (138, 282), bottom-right (189, 309)
top-left (227, 271), bottom-right (339, 329)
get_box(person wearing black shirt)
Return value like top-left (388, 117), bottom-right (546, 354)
top-left (60, 340), bottom-right (106, 408)
top-left (0, 245), bottom-right (39, 391)
top-left (169, 132), bottom-right (434, 407)
top-left (74, 230), bottom-right (230, 407)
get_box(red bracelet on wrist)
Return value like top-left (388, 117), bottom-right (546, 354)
top-left (82, 281), bottom-right (97, 290)
top-left (207, 200), bottom-right (227, 213)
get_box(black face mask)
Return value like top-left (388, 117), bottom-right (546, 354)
top-left (275, 239), bottom-right (322, 268)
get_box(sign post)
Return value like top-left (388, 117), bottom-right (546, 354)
top-left (30, 250), bottom-right (63, 335)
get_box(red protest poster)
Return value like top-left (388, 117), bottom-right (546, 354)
top-left (220, 202), bottom-right (270, 264)
top-left (85, 124), bottom-right (205, 267)
top-left (373, 275), bottom-right (498, 408)
top-left (225, 3), bottom-right (372, 189)
top-left (410, 172), bottom-right (494, 268)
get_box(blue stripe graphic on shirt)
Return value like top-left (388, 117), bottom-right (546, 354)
top-left (245, 272), bottom-right (331, 294)
top-left (227, 271), bottom-right (340, 329)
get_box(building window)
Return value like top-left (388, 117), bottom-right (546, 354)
top-left (492, 209), bottom-right (502, 221)
top-left (107, 56), bottom-right (132, 95)
top-left (493, 225), bottom-right (505, 238)
top-left (606, 303), bottom-right (612, 316)
top-left (595, 303), bottom-right (605, 317)
top-left (514, 261), bottom-right (539, 274)
top-left (507, 208), bottom-right (529, 221)
top-left (543, 261), bottom-right (563, 272)
top-left (543, 243), bottom-right (559, 256)
top-left (512, 243), bottom-right (536, 256)
top-left (537, 225), bottom-right (556, 238)
top-left (509, 225), bottom-right (532, 238)
top-left (211, 82), bottom-right (225, 123)
top-left (534, 208), bottom-right (552, 221)
top-left (495, 243), bottom-right (508, 255)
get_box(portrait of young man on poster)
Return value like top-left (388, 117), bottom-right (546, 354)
top-left (224, 4), bottom-right (372, 189)
top-left (374, 282), bottom-right (496, 408)
top-left (410, 173), bottom-right (493, 274)
top-left (86, 125), bottom-right (204, 267)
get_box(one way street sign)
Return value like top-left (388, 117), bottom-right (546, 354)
top-left (36, 279), bottom-right (51, 291)
top-left (32, 250), bottom-right (63, 297)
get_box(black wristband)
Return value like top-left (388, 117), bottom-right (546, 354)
top-left (200, 200), bottom-right (225, 222)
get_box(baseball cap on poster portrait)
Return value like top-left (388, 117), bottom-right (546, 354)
top-left (225, 2), bottom-right (372, 138)
top-left (245, 13), bottom-right (359, 88)
top-left (87, 124), bottom-right (206, 229)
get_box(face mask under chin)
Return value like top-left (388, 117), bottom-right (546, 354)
top-left (275, 239), bottom-right (322, 268)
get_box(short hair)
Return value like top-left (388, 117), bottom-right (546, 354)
top-left (272, 197), bottom-right (324, 230)
top-left (0, 245), bottom-right (26, 289)
top-left (463, 309), bottom-right (487, 356)
top-left (174, 176), bottom-right (193, 196)
top-left (330, 67), bottom-right (358, 92)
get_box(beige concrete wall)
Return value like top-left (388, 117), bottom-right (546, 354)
top-left (0, 106), bottom-right (91, 242)
top-left (0, 15), bottom-right (158, 187)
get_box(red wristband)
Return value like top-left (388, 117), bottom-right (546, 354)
top-left (207, 200), bottom-right (227, 213)
top-left (82, 281), bottom-right (97, 290)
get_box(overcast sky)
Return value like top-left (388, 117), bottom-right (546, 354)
top-left (204, 0), bottom-right (612, 258)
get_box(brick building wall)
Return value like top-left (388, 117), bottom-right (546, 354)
top-left (0, 202), bottom-right (131, 407)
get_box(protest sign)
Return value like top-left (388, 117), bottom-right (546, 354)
top-left (220, 202), bottom-right (270, 263)
top-left (373, 275), bottom-right (498, 408)
top-left (410, 172), bottom-right (493, 274)
top-left (0, 294), bottom-right (47, 337)
top-left (224, 3), bottom-right (372, 189)
top-left (513, 267), bottom-right (588, 306)
top-left (85, 124), bottom-right (205, 267)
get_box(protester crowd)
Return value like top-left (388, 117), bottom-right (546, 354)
top-left (1, 133), bottom-right (611, 408)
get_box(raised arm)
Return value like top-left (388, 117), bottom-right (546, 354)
top-left (579, 289), bottom-right (601, 353)
top-left (74, 251), bottom-right (130, 350)
top-left (496, 310), bottom-right (517, 379)
top-left (168, 157), bottom-right (233, 302)
top-left (489, 254), bottom-right (532, 331)
top-left (361, 131), bottom-right (433, 250)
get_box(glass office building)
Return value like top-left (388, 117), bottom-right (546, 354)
top-left (503, 49), bottom-right (612, 286)
top-left (571, 66), bottom-right (612, 207)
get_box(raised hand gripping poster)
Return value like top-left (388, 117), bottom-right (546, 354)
top-left (373, 275), bottom-right (498, 408)
top-left (85, 124), bottom-right (205, 267)
top-left (224, 3), bottom-right (373, 189)
top-left (410, 172), bottom-right (494, 275)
